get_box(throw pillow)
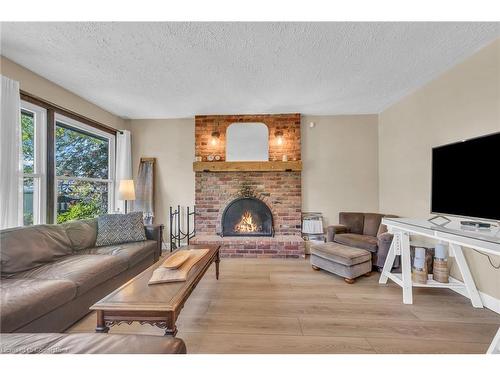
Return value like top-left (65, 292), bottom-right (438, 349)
top-left (96, 212), bottom-right (146, 247)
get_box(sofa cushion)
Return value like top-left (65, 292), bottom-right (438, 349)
top-left (363, 213), bottom-right (384, 237)
top-left (0, 279), bottom-right (77, 333)
top-left (334, 233), bottom-right (378, 253)
top-left (0, 225), bottom-right (73, 277)
top-left (63, 219), bottom-right (98, 251)
top-left (339, 212), bottom-right (364, 234)
top-left (79, 240), bottom-right (156, 268)
top-left (96, 212), bottom-right (146, 247)
top-left (14, 255), bottom-right (128, 296)
top-left (0, 333), bottom-right (187, 354)
top-left (311, 242), bottom-right (371, 266)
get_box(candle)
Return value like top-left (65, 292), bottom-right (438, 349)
top-left (415, 247), bottom-right (426, 259)
top-left (435, 243), bottom-right (447, 260)
top-left (414, 256), bottom-right (425, 270)
top-left (414, 247), bottom-right (426, 269)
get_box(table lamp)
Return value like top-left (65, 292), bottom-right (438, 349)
top-left (118, 179), bottom-right (136, 214)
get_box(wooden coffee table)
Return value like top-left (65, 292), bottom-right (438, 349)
top-left (90, 244), bottom-right (220, 336)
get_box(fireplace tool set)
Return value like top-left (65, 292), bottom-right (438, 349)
top-left (169, 205), bottom-right (196, 251)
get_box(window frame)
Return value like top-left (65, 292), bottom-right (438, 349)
top-left (54, 113), bottom-right (116, 220)
top-left (20, 100), bottom-right (47, 225)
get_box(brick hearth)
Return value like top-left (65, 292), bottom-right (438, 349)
top-left (191, 114), bottom-right (305, 258)
top-left (190, 235), bottom-right (305, 258)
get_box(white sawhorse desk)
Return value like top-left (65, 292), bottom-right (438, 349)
top-left (379, 218), bottom-right (500, 308)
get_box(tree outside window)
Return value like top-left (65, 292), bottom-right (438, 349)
top-left (55, 121), bottom-right (113, 223)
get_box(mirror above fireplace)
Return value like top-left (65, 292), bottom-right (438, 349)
top-left (226, 122), bottom-right (269, 161)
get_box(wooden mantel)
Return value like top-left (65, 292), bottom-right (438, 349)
top-left (193, 161), bottom-right (302, 172)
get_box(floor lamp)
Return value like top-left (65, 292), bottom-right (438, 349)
top-left (118, 179), bottom-right (136, 214)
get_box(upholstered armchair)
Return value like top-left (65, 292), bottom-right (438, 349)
top-left (326, 212), bottom-right (398, 269)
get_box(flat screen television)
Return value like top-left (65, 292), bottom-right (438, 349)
top-left (431, 132), bottom-right (500, 221)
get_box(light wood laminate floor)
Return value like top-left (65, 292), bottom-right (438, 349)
top-left (68, 257), bottom-right (500, 354)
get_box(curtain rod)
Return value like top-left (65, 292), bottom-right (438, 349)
top-left (20, 90), bottom-right (119, 135)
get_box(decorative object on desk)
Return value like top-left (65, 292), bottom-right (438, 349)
top-left (207, 155), bottom-right (214, 161)
top-left (161, 250), bottom-right (191, 269)
top-left (215, 155), bottom-right (221, 161)
top-left (434, 243), bottom-right (447, 259)
top-left (148, 248), bottom-right (209, 284)
top-left (412, 247), bottom-right (428, 284)
top-left (433, 243), bottom-right (449, 283)
top-left (410, 244), bottom-right (435, 274)
top-left (169, 205), bottom-right (196, 250)
top-left (282, 154), bottom-right (288, 162)
top-left (118, 179), bottom-right (136, 214)
top-left (460, 220), bottom-right (492, 229)
top-left (134, 158), bottom-right (156, 224)
top-left (195, 155), bottom-right (202, 162)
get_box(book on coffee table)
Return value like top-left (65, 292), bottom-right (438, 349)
top-left (148, 249), bottom-right (210, 285)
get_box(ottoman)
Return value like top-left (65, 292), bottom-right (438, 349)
top-left (310, 242), bottom-right (372, 284)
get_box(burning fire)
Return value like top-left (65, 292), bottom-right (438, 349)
top-left (234, 211), bottom-right (261, 233)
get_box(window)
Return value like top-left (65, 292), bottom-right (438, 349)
top-left (55, 114), bottom-right (115, 223)
top-left (21, 102), bottom-right (47, 225)
top-left (19, 94), bottom-right (117, 226)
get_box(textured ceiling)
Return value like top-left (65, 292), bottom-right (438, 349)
top-left (1, 22), bottom-right (499, 119)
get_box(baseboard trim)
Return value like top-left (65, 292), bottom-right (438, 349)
top-left (452, 287), bottom-right (500, 315)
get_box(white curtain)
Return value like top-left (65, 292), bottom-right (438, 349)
top-left (0, 75), bottom-right (23, 229)
top-left (115, 130), bottom-right (132, 213)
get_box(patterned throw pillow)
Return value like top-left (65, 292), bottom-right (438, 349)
top-left (95, 212), bottom-right (146, 247)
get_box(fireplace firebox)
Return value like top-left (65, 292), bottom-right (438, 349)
top-left (221, 197), bottom-right (273, 237)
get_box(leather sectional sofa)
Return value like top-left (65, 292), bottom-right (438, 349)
top-left (0, 333), bottom-right (186, 354)
top-left (326, 212), bottom-right (397, 269)
top-left (0, 219), bottom-right (163, 333)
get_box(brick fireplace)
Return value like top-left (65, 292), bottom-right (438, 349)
top-left (190, 114), bottom-right (305, 258)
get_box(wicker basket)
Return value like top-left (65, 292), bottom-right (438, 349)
top-left (412, 266), bottom-right (428, 284)
top-left (433, 258), bottom-right (449, 283)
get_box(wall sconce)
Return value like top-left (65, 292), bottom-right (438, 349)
top-left (275, 131), bottom-right (284, 146)
top-left (210, 131), bottom-right (220, 146)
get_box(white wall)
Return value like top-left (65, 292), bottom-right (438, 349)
top-left (126, 119), bottom-right (195, 232)
top-left (378, 39), bottom-right (500, 299)
top-left (301, 115), bottom-right (379, 226)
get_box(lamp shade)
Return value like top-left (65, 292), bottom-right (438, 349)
top-left (118, 179), bottom-right (136, 200)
